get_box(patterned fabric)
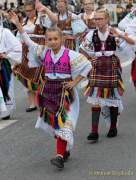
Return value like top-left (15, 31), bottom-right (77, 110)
top-left (13, 25), bottom-right (45, 91)
top-left (84, 84), bottom-right (124, 99)
top-left (92, 30), bottom-right (116, 52)
top-left (0, 59), bottom-right (12, 102)
top-left (56, 126), bottom-right (73, 145)
top-left (37, 78), bottom-right (74, 130)
top-left (13, 42), bottom-right (44, 91)
top-left (131, 56), bottom-right (136, 88)
top-left (38, 78), bottom-right (74, 113)
top-left (44, 48), bottom-right (71, 74)
top-left (14, 64), bottom-right (44, 91)
top-left (89, 55), bottom-right (120, 88)
top-left (63, 35), bottom-right (76, 50)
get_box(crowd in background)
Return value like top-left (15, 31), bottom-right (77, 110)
top-left (0, 0), bottom-right (135, 29)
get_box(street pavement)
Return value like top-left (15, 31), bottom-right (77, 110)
top-left (0, 52), bottom-right (136, 180)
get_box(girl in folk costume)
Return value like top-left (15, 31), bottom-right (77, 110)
top-left (78, 0), bottom-right (95, 35)
top-left (10, 11), bottom-right (91, 169)
top-left (0, 25), bottom-right (22, 119)
top-left (15, 0), bottom-right (57, 112)
top-left (80, 9), bottom-right (135, 142)
top-left (56, 0), bottom-right (79, 50)
top-left (76, 0), bottom-right (96, 51)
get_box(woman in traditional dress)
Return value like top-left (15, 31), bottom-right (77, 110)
top-left (0, 25), bottom-right (22, 119)
top-left (118, 8), bottom-right (136, 89)
top-left (16, 0), bottom-right (57, 112)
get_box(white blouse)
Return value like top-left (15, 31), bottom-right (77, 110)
top-left (0, 27), bottom-right (22, 63)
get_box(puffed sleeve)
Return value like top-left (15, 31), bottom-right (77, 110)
top-left (80, 30), bottom-right (95, 57)
top-left (118, 9), bottom-right (136, 31)
top-left (69, 50), bottom-right (92, 78)
top-left (40, 14), bottom-right (53, 28)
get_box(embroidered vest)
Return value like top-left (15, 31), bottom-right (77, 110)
top-left (92, 30), bottom-right (116, 52)
top-left (44, 48), bottom-right (71, 75)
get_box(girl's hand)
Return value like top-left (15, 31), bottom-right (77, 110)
top-left (35, 0), bottom-right (46, 13)
top-left (8, 11), bottom-right (20, 26)
top-left (64, 80), bottom-right (77, 90)
top-left (110, 27), bottom-right (120, 37)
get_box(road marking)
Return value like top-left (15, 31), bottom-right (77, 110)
top-left (0, 120), bottom-right (18, 130)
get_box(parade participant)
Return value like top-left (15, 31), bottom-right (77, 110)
top-left (9, 11), bottom-right (91, 169)
top-left (56, 0), bottom-right (79, 50)
top-left (116, 4), bottom-right (126, 24)
top-left (131, 52), bottom-right (136, 89)
top-left (16, 0), bottom-right (56, 113)
top-left (78, 0), bottom-right (95, 32)
top-left (118, 9), bottom-right (136, 89)
top-left (0, 9), bottom-right (17, 34)
top-left (0, 25), bottom-right (22, 119)
top-left (125, 19), bottom-right (136, 89)
top-left (35, 0), bottom-right (58, 28)
top-left (118, 8), bottom-right (136, 31)
top-left (80, 9), bottom-right (135, 142)
top-left (76, 0), bottom-right (96, 51)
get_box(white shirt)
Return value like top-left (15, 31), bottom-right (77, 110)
top-left (0, 27), bottom-right (22, 63)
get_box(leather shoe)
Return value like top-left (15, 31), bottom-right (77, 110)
top-left (26, 106), bottom-right (37, 112)
top-left (2, 115), bottom-right (10, 120)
